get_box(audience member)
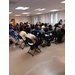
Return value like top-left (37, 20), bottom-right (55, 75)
top-left (19, 27), bottom-right (27, 41)
top-left (58, 19), bottom-right (63, 25)
top-left (26, 28), bottom-right (42, 50)
top-left (9, 35), bottom-right (20, 45)
top-left (39, 26), bottom-right (45, 35)
top-left (56, 24), bottom-right (65, 43)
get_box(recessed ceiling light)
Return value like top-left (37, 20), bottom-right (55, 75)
top-left (38, 8), bottom-right (46, 11)
top-left (35, 8), bottom-right (46, 11)
top-left (15, 15), bottom-right (21, 16)
top-left (9, 12), bottom-right (12, 14)
top-left (15, 6), bottom-right (29, 10)
top-left (61, 1), bottom-right (65, 3)
top-left (36, 13), bottom-right (42, 14)
top-left (50, 9), bottom-right (59, 12)
top-left (21, 7), bottom-right (29, 10)
top-left (22, 12), bottom-right (30, 14)
top-left (15, 6), bottom-right (24, 10)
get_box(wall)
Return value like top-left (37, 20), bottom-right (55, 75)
top-left (32, 10), bottom-right (65, 25)
top-left (58, 10), bottom-right (65, 21)
top-left (9, 16), bottom-right (32, 24)
top-left (9, 10), bottom-right (65, 25)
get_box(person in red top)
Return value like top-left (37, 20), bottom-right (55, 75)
top-left (23, 23), bottom-right (26, 30)
top-left (24, 23), bottom-right (26, 26)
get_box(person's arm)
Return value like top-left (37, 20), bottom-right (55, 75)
top-left (34, 37), bottom-right (38, 40)
top-left (32, 35), bottom-right (38, 40)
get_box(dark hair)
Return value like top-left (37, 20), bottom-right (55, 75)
top-left (9, 24), bottom-right (12, 26)
top-left (26, 27), bottom-right (31, 33)
top-left (20, 26), bottom-right (24, 31)
top-left (35, 25), bottom-right (38, 30)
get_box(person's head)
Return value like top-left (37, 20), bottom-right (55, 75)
top-left (20, 26), bottom-right (25, 31)
top-left (60, 19), bottom-right (63, 22)
top-left (35, 26), bottom-right (38, 30)
top-left (36, 24), bottom-right (38, 26)
top-left (26, 22), bottom-right (28, 24)
top-left (41, 26), bottom-right (45, 30)
top-left (26, 28), bottom-right (32, 33)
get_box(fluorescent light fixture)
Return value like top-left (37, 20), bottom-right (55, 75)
top-left (15, 6), bottom-right (24, 10)
top-left (36, 13), bottom-right (42, 14)
top-left (15, 15), bottom-right (21, 16)
top-left (38, 8), bottom-right (46, 11)
top-left (61, 1), bottom-right (65, 3)
top-left (15, 6), bottom-right (29, 10)
top-left (50, 9), bottom-right (59, 12)
top-left (22, 12), bottom-right (30, 14)
top-left (21, 7), bottom-right (29, 10)
top-left (9, 12), bottom-right (12, 14)
top-left (35, 8), bottom-right (46, 11)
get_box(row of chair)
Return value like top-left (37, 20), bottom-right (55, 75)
top-left (17, 35), bottom-right (41, 56)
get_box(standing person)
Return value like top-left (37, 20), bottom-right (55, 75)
top-left (57, 24), bottom-right (65, 43)
top-left (58, 19), bottom-right (63, 25)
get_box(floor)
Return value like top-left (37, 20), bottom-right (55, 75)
top-left (9, 42), bottom-right (65, 75)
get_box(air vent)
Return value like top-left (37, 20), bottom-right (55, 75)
top-left (9, 1), bottom-right (17, 4)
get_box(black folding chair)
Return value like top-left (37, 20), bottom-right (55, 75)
top-left (17, 35), bottom-right (27, 50)
top-left (26, 37), bottom-right (41, 56)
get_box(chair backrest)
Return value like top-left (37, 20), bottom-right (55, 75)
top-left (38, 32), bottom-right (45, 40)
top-left (26, 37), bottom-right (33, 43)
top-left (44, 28), bottom-right (48, 32)
top-left (17, 35), bottom-right (24, 42)
top-left (26, 37), bottom-right (34, 46)
top-left (31, 31), bottom-right (37, 36)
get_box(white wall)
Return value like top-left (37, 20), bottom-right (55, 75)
top-left (9, 10), bottom-right (65, 25)
top-left (32, 10), bottom-right (65, 25)
top-left (58, 10), bottom-right (65, 21)
top-left (9, 16), bottom-right (32, 24)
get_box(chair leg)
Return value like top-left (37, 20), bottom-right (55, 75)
top-left (27, 48), bottom-right (31, 53)
top-left (19, 42), bottom-right (25, 50)
top-left (32, 49), bottom-right (36, 56)
top-left (27, 48), bottom-right (34, 56)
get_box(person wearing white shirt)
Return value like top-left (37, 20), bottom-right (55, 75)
top-left (19, 27), bottom-right (27, 41)
top-left (26, 28), bottom-right (42, 50)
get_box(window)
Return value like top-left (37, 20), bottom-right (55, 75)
top-left (54, 13), bottom-right (57, 23)
top-left (33, 17), bottom-right (38, 24)
top-left (50, 13), bottom-right (53, 23)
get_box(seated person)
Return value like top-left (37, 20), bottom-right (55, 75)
top-left (44, 27), bottom-right (48, 33)
top-left (45, 23), bottom-right (47, 27)
top-left (9, 24), bottom-right (14, 32)
top-left (32, 25), bottom-right (40, 32)
top-left (48, 25), bottom-right (52, 31)
top-left (19, 27), bottom-right (27, 41)
top-left (26, 28), bottom-right (42, 50)
top-left (56, 24), bottom-right (65, 43)
top-left (39, 26), bottom-right (53, 46)
top-left (39, 26), bottom-right (45, 35)
top-left (9, 35), bottom-right (20, 45)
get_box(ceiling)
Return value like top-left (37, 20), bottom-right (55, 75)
top-left (9, 0), bottom-right (65, 16)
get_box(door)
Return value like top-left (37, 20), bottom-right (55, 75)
top-left (11, 19), bottom-right (15, 26)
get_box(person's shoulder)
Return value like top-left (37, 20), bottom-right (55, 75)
top-left (30, 33), bottom-right (36, 37)
top-left (20, 31), bottom-right (26, 34)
